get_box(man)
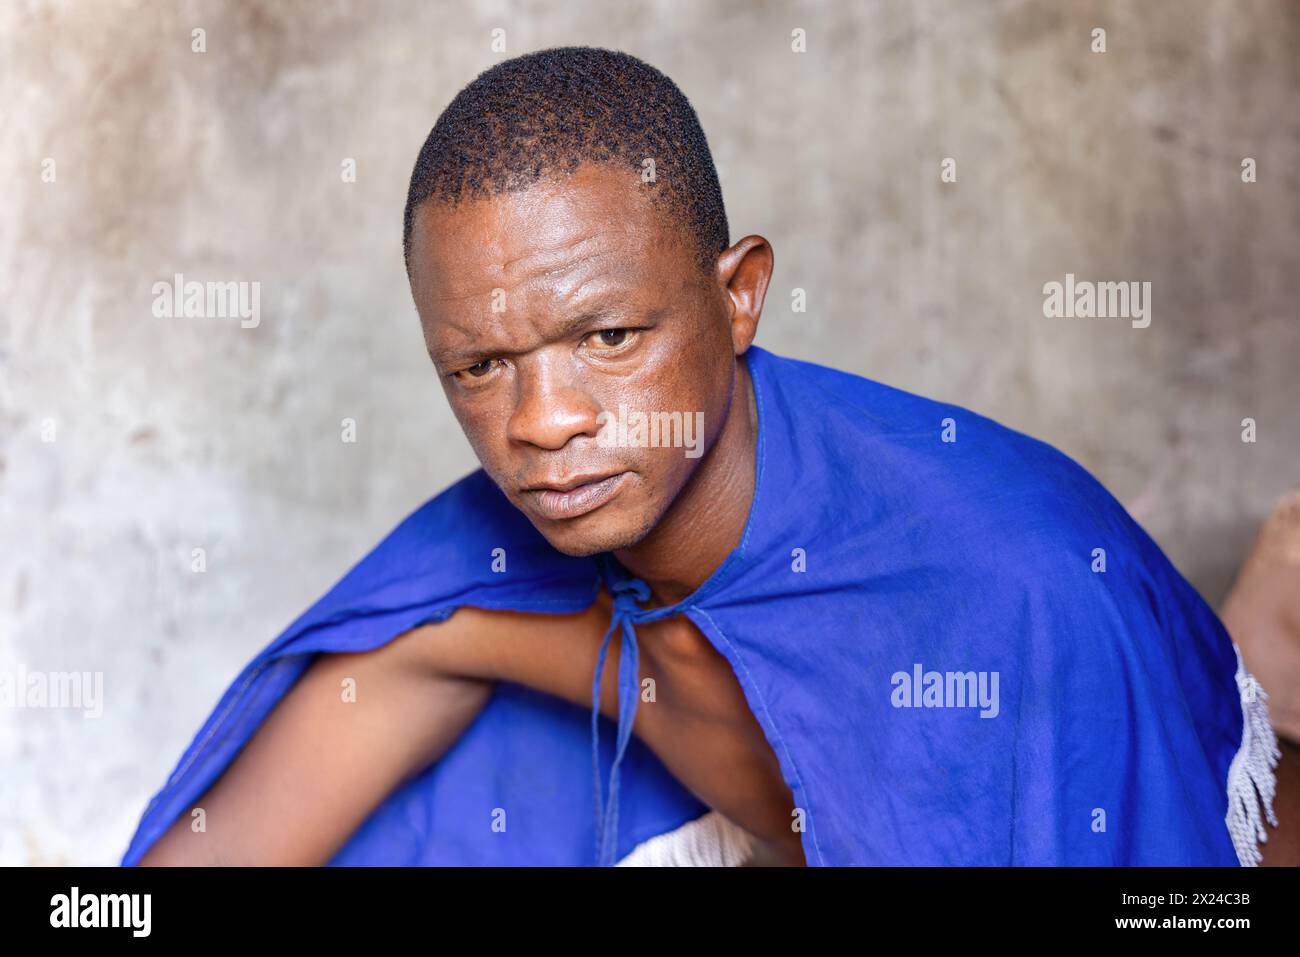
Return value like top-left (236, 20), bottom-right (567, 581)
top-left (123, 46), bottom-right (1285, 867)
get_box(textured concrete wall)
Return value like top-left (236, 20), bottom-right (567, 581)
top-left (2, 0), bottom-right (1296, 864)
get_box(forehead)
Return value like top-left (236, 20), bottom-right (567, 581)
top-left (408, 163), bottom-right (694, 308)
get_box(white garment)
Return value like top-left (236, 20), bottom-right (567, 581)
top-left (615, 810), bottom-right (757, 866)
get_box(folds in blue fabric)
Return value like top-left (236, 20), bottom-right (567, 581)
top-left (118, 471), bottom-right (709, 866)
top-left (120, 345), bottom-right (1262, 866)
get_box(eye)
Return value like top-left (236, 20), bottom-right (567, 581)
top-left (586, 328), bottom-right (641, 350)
top-left (450, 358), bottom-right (500, 383)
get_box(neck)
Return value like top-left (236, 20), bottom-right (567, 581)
top-left (612, 354), bottom-right (758, 608)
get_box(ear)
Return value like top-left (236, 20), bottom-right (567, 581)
top-left (714, 235), bottom-right (773, 355)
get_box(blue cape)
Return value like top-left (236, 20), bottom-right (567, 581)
top-left (120, 345), bottom-right (1278, 866)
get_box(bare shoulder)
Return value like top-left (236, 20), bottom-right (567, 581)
top-left (397, 593), bottom-right (611, 684)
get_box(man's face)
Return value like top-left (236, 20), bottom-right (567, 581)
top-left (407, 163), bottom-right (738, 557)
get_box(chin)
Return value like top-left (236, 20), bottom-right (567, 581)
top-left (535, 506), bottom-right (656, 558)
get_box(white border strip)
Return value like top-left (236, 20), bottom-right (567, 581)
top-left (1225, 641), bottom-right (1282, 866)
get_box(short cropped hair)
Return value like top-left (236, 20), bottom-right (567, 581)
top-left (402, 46), bottom-right (730, 278)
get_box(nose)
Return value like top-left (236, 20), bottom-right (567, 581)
top-left (506, 353), bottom-right (603, 451)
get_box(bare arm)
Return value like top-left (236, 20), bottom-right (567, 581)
top-left (137, 616), bottom-right (494, 866)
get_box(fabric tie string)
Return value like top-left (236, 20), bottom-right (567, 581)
top-left (590, 564), bottom-right (661, 866)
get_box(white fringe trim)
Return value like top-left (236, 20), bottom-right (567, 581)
top-left (1225, 641), bottom-right (1282, 866)
top-left (615, 810), bottom-right (757, 867)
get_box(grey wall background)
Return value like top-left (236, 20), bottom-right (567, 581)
top-left (1, 0), bottom-right (1296, 864)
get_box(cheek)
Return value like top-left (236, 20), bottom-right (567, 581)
top-left (450, 400), bottom-right (506, 462)
top-left (622, 348), bottom-right (705, 412)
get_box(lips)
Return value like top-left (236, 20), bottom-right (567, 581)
top-left (522, 471), bottom-right (631, 520)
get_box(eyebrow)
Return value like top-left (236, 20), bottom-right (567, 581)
top-left (429, 302), bottom-right (634, 369)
